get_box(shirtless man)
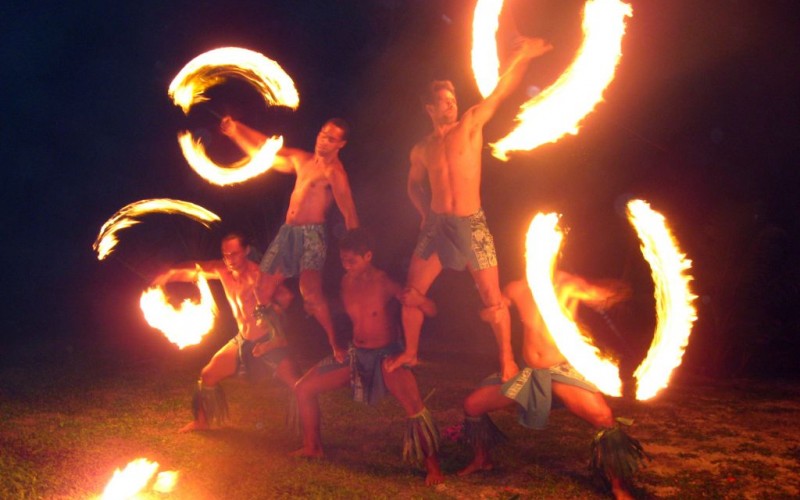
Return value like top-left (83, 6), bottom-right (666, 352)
top-left (292, 229), bottom-right (444, 485)
top-left (221, 116), bottom-right (359, 363)
top-left (152, 232), bottom-right (299, 432)
top-left (458, 272), bottom-right (646, 500)
top-left (385, 38), bottom-right (553, 380)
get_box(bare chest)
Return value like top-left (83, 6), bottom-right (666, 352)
top-left (295, 161), bottom-right (331, 193)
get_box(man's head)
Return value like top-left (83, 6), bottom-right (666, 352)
top-left (339, 228), bottom-right (374, 275)
top-left (221, 232), bottom-right (250, 272)
top-left (315, 118), bottom-right (350, 158)
top-left (422, 80), bottom-right (458, 125)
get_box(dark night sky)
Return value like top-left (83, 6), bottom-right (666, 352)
top-left (2, 1), bottom-right (799, 377)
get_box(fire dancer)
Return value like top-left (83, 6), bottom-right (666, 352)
top-left (386, 38), bottom-right (553, 379)
top-left (151, 232), bottom-right (299, 432)
top-left (221, 116), bottom-right (359, 363)
top-left (458, 272), bottom-right (647, 500)
top-left (292, 229), bottom-right (444, 485)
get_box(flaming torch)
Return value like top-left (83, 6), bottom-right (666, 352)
top-left (169, 47), bottom-right (299, 185)
top-left (471, 0), bottom-right (633, 159)
top-left (626, 200), bottom-right (697, 400)
top-left (100, 458), bottom-right (177, 499)
top-left (525, 213), bottom-right (623, 396)
top-left (471, 0), bottom-right (504, 97)
top-left (524, 200), bottom-right (697, 400)
top-left (93, 199), bottom-right (220, 261)
top-left (140, 266), bottom-right (218, 349)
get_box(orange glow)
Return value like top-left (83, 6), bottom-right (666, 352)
top-left (627, 200), bottom-right (697, 400)
top-left (152, 471), bottom-right (179, 493)
top-left (524, 200), bottom-right (697, 400)
top-left (93, 199), bottom-right (220, 261)
top-left (100, 458), bottom-right (177, 499)
top-left (169, 47), bottom-right (299, 185)
top-left (525, 213), bottom-right (622, 396)
top-left (140, 267), bottom-right (218, 349)
top-left (471, 0), bottom-right (504, 97)
top-left (470, 0), bottom-right (633, 160)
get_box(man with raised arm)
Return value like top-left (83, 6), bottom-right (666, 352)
top-left (386, 38), bottom-right (553, 380)
top-left (292, 229), bottom-right (444, 485)
top-left (152, 232), bottom-right (299, 432)
top-left (221, 116), bottom-right (359, 363)
top-left (459, 272), bottom-right (647, 500)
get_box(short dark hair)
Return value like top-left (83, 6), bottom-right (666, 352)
top-left (325, 117), bottom-right (351, 141)
top-left (221, 231), bottom-right (248, 248)
top-left (421, 80), bottom-right (455, 106)
top-left (338, 228), bottom-right (374, 256)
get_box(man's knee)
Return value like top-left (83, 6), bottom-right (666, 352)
top-left (479, 300), bottom-right (509, 326)
top-left (199, 366), bottom-right (221, 387)
top-left (589, 404), bottom-right (615, 428)
top-left (463, 391), bottom-right (486, 417)
top-left (301, 289), bottom-right (327, 314)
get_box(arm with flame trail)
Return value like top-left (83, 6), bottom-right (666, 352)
top-left (220, 116), bottom-right (303, 174)
top-left (467, 37), bottom-right (553, 128)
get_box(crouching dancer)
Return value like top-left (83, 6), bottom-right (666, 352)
top-left (292, 229), bottom-right (444, 485)
top-left (459, 272), bottom-right (647, 499)
top-left (152, 232), bottom-right (300, 432)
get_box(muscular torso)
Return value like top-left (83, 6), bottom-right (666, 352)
top-left (216, 261), bottom-right (270, 341)
top-left (341, 268), bottom-right (399, 349)
top-left (509, 282), bottom-right (567, 369)
top-left (285, 156), bottom-right (335, 225)
top-left (416, 120), bottom-right (483, 216)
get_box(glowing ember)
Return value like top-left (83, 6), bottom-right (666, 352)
top-left (152, 471), bottom-right (179, 493)
top-left (626, 200), bottom-right (697, 401)
top-left (471, 0), bottom-right (504, 97)
top-left (168, 47), bottom-right (299, 185)
top-left (471, 0), bottom-right (633, 159)
top-left (93, 199), bottom-right (220, 261)
top-left (525, 213), bottom-right (622, 396)
top-left (100, 458), bottom-right (176, 499)
top-left (140, 267), bottom-right (218, 349)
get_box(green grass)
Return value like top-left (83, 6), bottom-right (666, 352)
top-left (3, 332), bottom-right (800, 499)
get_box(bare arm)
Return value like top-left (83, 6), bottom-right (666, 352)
top-left (407, 146), bottom-right (429, 221)
top-left (326, 165), bottom-right (359, 230)
top-left (219, 116), bottom-right (305, 174)
top-left (464, 37), bottom-right (553, 128)
top-left (151, 260), bottom-right (221, 286)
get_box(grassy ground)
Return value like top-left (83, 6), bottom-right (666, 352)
top-left (3, 323), bottom-right (800, 500)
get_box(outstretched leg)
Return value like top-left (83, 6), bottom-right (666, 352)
top-left (180, 341), bottom-right (238, 432)
top-left (458, 384), bottom-right (515, 476)
top-left (387, 253), bottom-right (442, 372)
top-left (382, 361), bottom-right (444, 485)
top-left (554, 382), bottom-right (642, 500)
top-left (291, 363), bottom-right (351, 457)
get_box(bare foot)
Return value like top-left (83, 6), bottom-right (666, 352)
top-left (289, 447), bottom-right (324, 459)
top-left (178, 420), bottom-right (209, 433)
top-left (425, 455), bottom-right (445, 486)
top-left (385, 352), bottom-right (418, 373)
top-left (611, 478), bottom-right (634, 500)
top-left (457, 460), bottom-right (493, 476)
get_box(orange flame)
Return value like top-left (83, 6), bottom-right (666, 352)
top-left (471, 0), bottom-right (504, 97)
top-left (525, 213), bottom-right (622, 396)
top-left (101, 458), bottom-right (176, 499)
top-left (168, 47), bottom-right (299, 185)
top-left (471, 0), bottom-right (633, 159)
top-left (140, 267), bottom-right (218, 349)
top-left (626, 200), bottom-right (697, 400)
top-left (524, 201), bottom-right (697, 400)
top-left (93, 199), bottom-right (220, 261)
